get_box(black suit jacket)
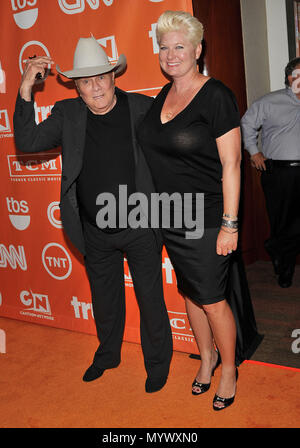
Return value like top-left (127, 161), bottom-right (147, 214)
top-left (13, 88), bottom-right (161, 255)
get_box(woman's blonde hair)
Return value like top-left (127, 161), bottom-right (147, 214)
top-left (156, 10), bottom-right (204, 48)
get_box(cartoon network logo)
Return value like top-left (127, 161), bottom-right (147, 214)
top-left (6, 197), bottom-right (30, 231)
top-left (0, 110), bottom-right (13, 138)
top-left (0, 244), bottom-right (27, 271)
top-left (7, 153), bottom-right (62, 181)
top-left (42, 243), bottom-right (72, 280)
top-left (20, 290), bottom-right (54, 321)
top-left (11, 0), bottom-right (38, 29)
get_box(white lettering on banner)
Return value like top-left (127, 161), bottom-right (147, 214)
top-left (47, 202), bottom-right (63, 229)
top-left (0, 329), bottom-right (6, 354)
top-left (0, 110), bottom-right (11, 133)
top-left (6, 197), bottom-right (30, 231)
top-left (0, 244), bottom-right (27, 271)
top-left (58, 0), bottom-right (113, 14)
top-left (20, 290), bottom-right (51, 314)
top-left (71, 296), bottom-right (94, 320)
top-left (149, 23), bottom-right (159, 54)
top-left (162, 257), bottom-right (174, 284)
top-left (42, 243), bottom-right (72, 280)
top-left (168, 310), bottom-right (194, 342)
top-left (97, 36), bottom-right (118, 63)
top-left (11, 0), bottom-right (38, 29)
top-left (0, 60), bottom-right (6, 94)
top-left (0, 292), bottom-right (2, 306)
top-left (34, 102), bottom-right (54, 124)
top-left (7, 153), bottom-right (62, 179)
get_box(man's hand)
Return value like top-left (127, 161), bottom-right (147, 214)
top-left (250, 152), bottom-right (267, 171)
top-left (19, 56), bottom-right (54, 101)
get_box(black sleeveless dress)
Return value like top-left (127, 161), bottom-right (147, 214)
top-left (138, 78), bottom-right (263, 364)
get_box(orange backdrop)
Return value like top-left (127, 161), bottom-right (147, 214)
top-left (0, 0), bottom-right (198, 355)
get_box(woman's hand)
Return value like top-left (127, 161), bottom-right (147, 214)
top-left (216, 228), bottom-right (238, 256)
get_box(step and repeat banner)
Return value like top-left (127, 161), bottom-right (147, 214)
top-left (0, 0), bottom-right (198, 354)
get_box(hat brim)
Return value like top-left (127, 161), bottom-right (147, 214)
top-left (56, 54), bottom-right (126, 79)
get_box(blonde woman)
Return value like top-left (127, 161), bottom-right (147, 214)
top-left (138, 10), bottom-right (262, 410)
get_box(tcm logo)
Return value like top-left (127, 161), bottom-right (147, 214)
top-left (20, 290), bottom-right (51, 315)
top-left (7, 153), bottom-right (62, 178)
top-left (6, 197), bottom-right (30, 231)
top-left (0, 244), bottom-right (27, 271)
top-left (47, 201), bottom-right (63, 229)
top-left (42, 243), bottom-right (72, 280)
top-left (71, 296), bottom-right (94, 320)
top-left (58, 0), bottom-right (113, 15)
top-left (0, 110), bottom-right (11, 133)
top-left (11, 0), bottom-right (38, 29)
top-left (168, 311), bottom-right (194, 342)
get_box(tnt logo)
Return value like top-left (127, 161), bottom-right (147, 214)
top-left (42, 243), bottom-right (72, 280)
top-left (0, 110), bottom-right (11, 133)
top-left (6, 197), bottom-right (30, 231)
top-left (34, 102), bottom-right (54, 124)
top-left (0, 244), bottom-right (27, 271)
top-left (11, 0), bottom-right (38, 29)
top-left (7, 153), bottom-right (62, 178)
top-left (20, 290), bottom-right (51, 315)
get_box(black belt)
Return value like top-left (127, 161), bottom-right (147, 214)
top-left (268, 159), bottom-right (300, 168)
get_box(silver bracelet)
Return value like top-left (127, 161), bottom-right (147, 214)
top-left (221, 218), bottom-right (238, 229)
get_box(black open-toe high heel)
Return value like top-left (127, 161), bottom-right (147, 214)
top-left (212, 368), bottom-right (238, 411)
top-left (192, 350), bottom-right (221, 396)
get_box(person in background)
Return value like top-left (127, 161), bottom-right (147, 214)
top-left (138, 10), bottom-right (262, 411)
top-left (241, 57), bottom-right (300, 288)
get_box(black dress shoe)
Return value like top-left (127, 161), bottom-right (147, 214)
top-left (83, 364), bottom-right (105, 382)
top-left (145, 376), bottom-right (168, 393)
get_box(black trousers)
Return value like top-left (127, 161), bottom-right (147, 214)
top-left (83, 221), bottom-right (173, 379)
top-left (261, 163), bottom-right (300, 271)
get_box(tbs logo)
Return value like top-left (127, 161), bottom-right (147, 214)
top-left (6, 197), bottom-right (30, 231)
top-left (11, 0), bottom-right (38, 29)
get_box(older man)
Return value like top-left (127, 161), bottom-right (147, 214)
top-left (241, 57), bottom-right (300, 288)
top-left (13, 36), bottom-right (172, 393)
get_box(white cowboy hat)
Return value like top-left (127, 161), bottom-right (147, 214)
top-left (56, 35), bottom-right (126, 79)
